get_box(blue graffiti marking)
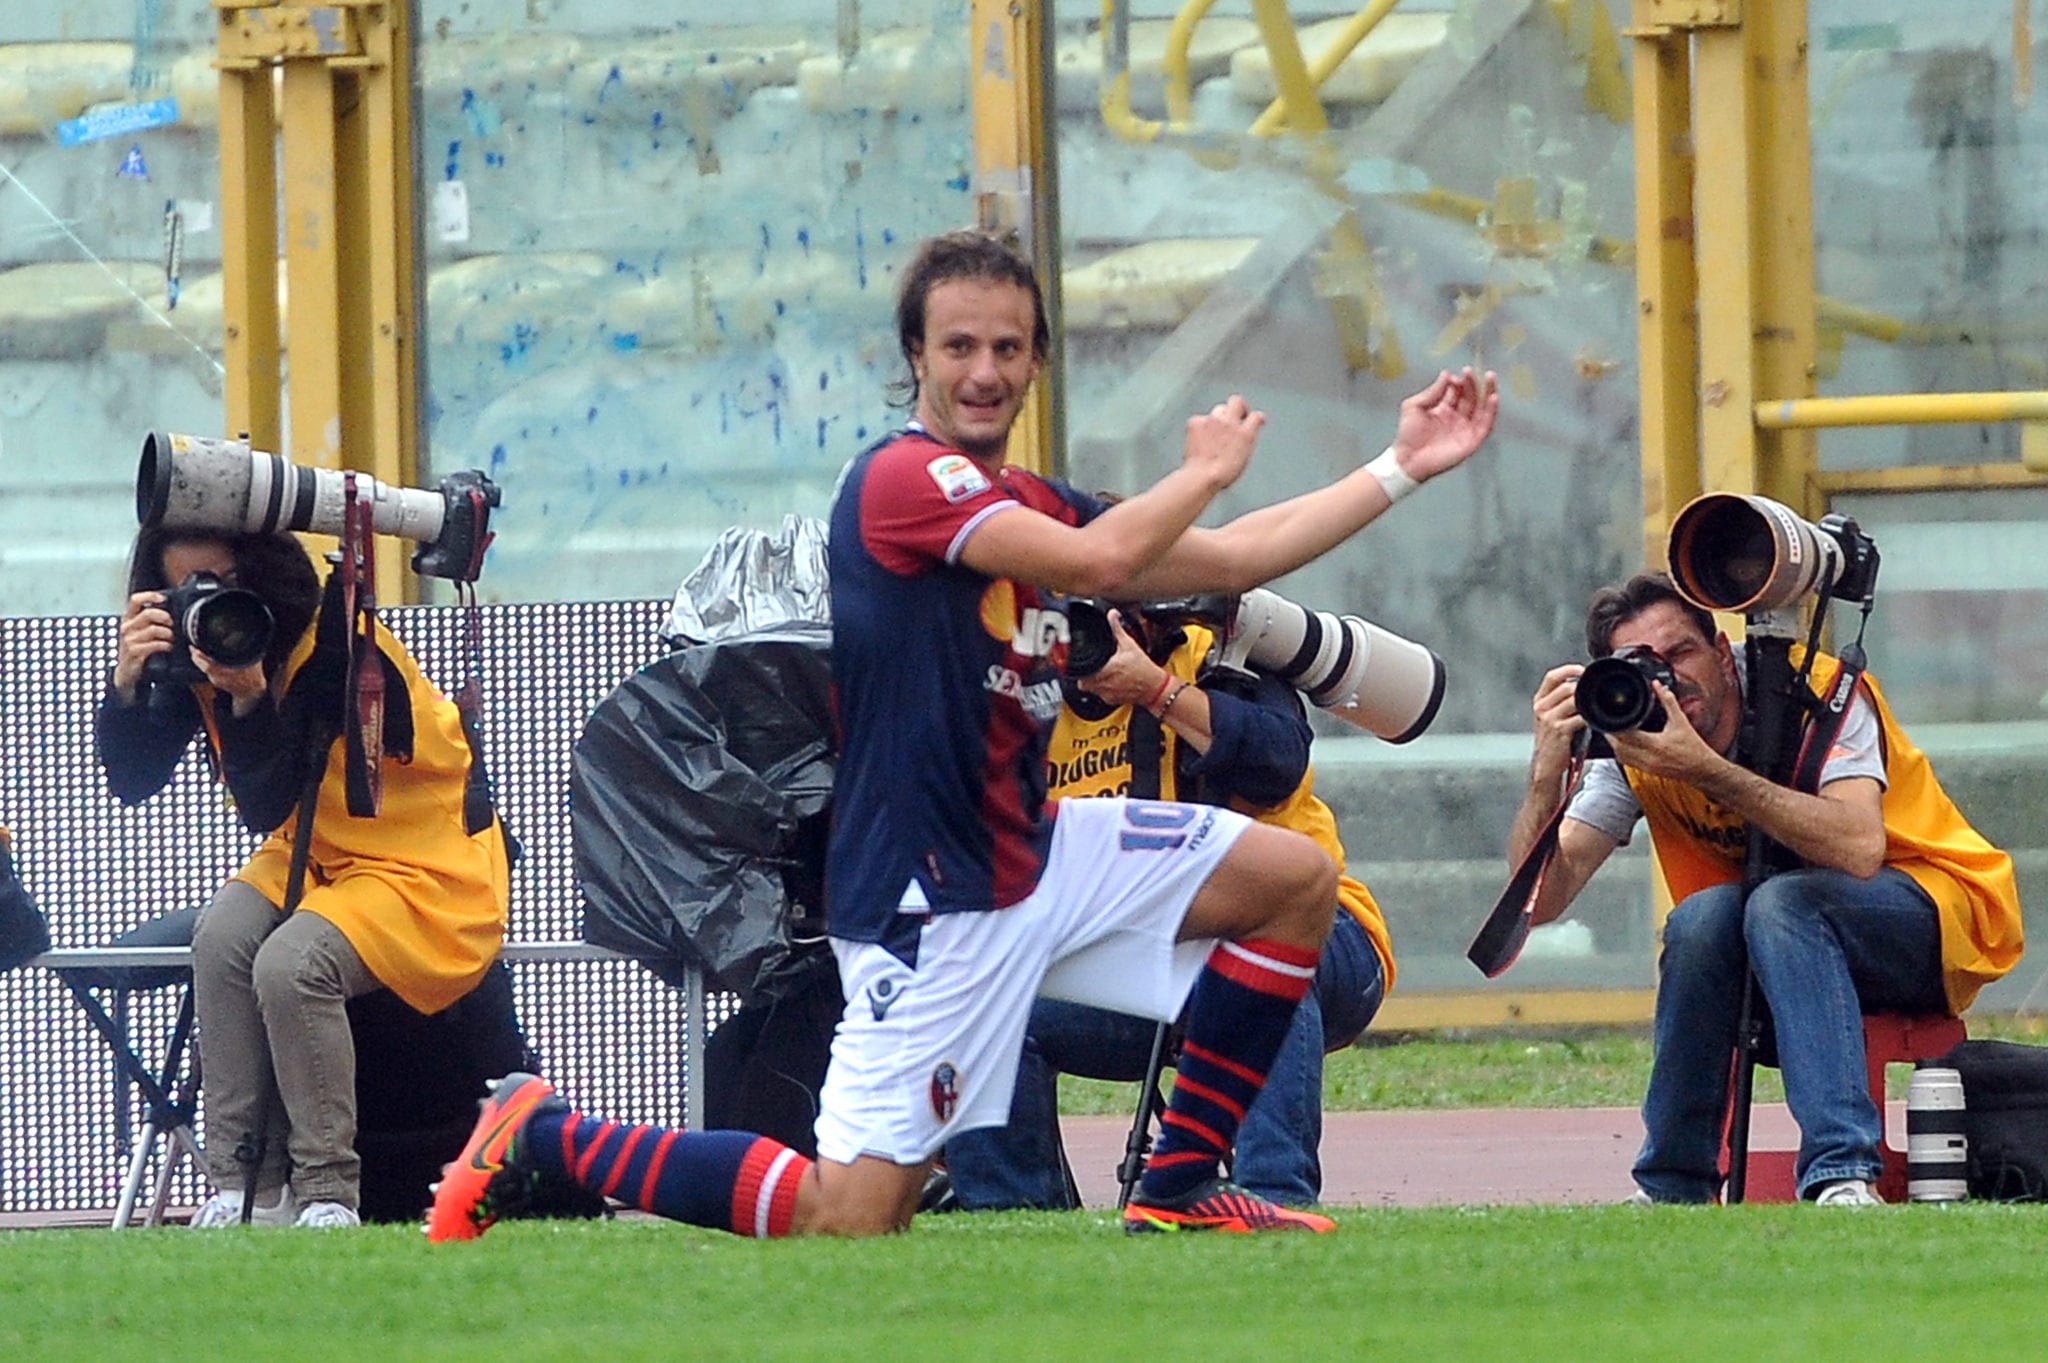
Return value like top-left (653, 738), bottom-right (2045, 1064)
top-left (58, 97), bottom-right (179, 147)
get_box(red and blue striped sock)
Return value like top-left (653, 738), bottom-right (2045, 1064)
top-left (525, 1111), bottom-right (808, 1237)
top-left (1139, 936), bottom-right (1318, 1203)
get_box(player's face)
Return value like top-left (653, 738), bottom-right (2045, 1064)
top-left (1605, 599), bottom-right (1741, 754)
top-left (911, 277), bottom-right (1041, 462)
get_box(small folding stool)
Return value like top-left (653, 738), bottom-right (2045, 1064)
top-left (50, 907), bottom-right (205, 1229)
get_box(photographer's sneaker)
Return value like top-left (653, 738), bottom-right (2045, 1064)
top-left (295, 1201), bottom-right (360, 1229)
top-left (1813, 1179), bottom-right (1885, 1207)
top-left (424, 1072), bottom-right (564, 1243)
top-left (1123, 1177), bottom-right (1336, 1234)
top-left (189, 1185), bottom-right (297, 1228)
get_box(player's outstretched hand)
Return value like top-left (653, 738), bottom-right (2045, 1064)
top-left (1182, 393), bottom-right (1265, 492)
top-left (1388, 367), bottom-right (1500, 483)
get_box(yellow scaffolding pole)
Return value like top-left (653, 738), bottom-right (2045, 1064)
top-left (1628, 1), bottom-right (1699, 570)
top-left (216, 0), bottom-right (419, 599)
top-left (1757, 391), bottom-right (2048, 430)
top-left (973, 0), bottom-right (1060, 477)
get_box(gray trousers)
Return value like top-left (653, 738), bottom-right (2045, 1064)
top-left (191, 880), bottom-right (381, 1207)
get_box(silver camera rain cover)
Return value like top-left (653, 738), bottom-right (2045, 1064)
top-left (660, 514), bottom-right (831, 648)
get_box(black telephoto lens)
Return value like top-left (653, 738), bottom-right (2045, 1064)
top-left (187, 589), bottom-right (274, 669)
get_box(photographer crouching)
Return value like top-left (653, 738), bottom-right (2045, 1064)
top-left (1508, 568), bottom-right (2020, 1205)
top-left (97, 524), bottom-right (510, 1228)
top-left (943, 594), bottom-right (1396, 1209)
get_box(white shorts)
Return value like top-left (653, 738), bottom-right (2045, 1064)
top-left (812, 797), bottom-right (1250, 1166)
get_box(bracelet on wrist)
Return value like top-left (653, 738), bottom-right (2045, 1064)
top-left (1142, 673), bottom-right (1175, 712)
top-left (1152, 680), bottom-right (1190, 720)
top-left (1365, 446), bottom-right (1421, 504)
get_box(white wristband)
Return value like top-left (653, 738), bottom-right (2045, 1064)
top-left (1365, 446), bottom-right (1420, 504)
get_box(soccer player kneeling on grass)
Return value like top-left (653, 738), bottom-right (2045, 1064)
top-left (428, 230), bottom-right (1499, 1242)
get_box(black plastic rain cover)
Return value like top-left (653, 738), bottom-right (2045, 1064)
top-left (571, 626), bottom-right (834, 1001)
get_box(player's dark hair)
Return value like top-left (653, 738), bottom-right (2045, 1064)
top-left (1585, 571), bottom-right (1715, 658)
top-left (889, 229), bottom-right (1048, 408)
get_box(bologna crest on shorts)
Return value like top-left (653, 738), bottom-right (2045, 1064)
top-left (929, 1062), bottom-right (961, 1122)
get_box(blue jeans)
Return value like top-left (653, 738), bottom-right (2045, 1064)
top-left (1633, 867), bottom-right (1946, 1202)
top-left (944, 910), bottom-right (1385, 1208)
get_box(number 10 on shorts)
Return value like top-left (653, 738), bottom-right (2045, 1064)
top-left (1119, 801), bottom-right (1200, 852)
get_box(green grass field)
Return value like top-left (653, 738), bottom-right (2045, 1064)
top-left (9, 1020), bottom-right (2045, 1358)
top-left (3, 1206), bottom-right (2042, 1360)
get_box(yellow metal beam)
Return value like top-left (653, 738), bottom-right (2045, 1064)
top-left (1688, 18), bottom-right (1760, 502)
top-left (1248, 0), bottom-right (1401, 138)
top-left (1746, 0), bottom-right (1818, 517)
top-left (279, 57), bottom-right (344, 471)
top-left (215, 61), bottom-right (281, 454)
top-left (1816, 463), bottom-right (2048, 497)
top-left (339, 1), bottom-right (417, 598)
top-left (1247, 0), bottom-right (1330, 134)
top-left (1629, 3), bottom-right (1698, 567)
top-left (973, 0), bottom-right (1059, 477)
top-left (216, 0), bottom-right (419, 597)
top-left (1757, 390), bottom-right (2048, 430)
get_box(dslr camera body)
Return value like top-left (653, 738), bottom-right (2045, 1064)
top-left (1063, 594), bottom-right (1234, 679)
top-left (144, 571), bottom-right (275, 688)
top-left (1576, 643), bottom-right (1677, 760)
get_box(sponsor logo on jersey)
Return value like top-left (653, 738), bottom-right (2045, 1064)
top-left (930, 1061), bottom-right (961, 1122)
top-left (868, 976), bottom-right (903, 1021)
top-left (927, 454), bottom-right (992, 504)
top-left (984, 665), bottom-right (1066, 721)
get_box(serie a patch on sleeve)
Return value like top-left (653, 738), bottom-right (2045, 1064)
top-left (926, 454), bottom-right (992, 504)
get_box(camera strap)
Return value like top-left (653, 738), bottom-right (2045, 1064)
top-left (1467, 756), bottom-right (1586, 978)
top-left (1787, 651), bottom-right (1868, 797)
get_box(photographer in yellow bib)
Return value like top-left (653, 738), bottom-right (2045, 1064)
top-left (97, 526), bottom-right (509, 1228)
top-left (944, 599), bottom-right (1391, 1208)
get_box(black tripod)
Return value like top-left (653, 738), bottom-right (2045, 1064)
top-left (1721, 590), bottom-right (1874, 1202)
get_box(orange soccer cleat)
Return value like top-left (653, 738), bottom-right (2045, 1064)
top-left (424, 1072), bottom-right (564, 1243)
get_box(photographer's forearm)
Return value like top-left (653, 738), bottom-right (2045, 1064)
top-left (1689, 761), bottom-right (1887, 878)
top-left (94, 684), bottom-right (199, 805)
top-left (1507, 775), bottom-right (1564, 869)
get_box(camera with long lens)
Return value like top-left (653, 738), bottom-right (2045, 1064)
top-left (1578, 643), bottom-right (1677, 736)
top-left (1669, 492), bottom-right (1880, 614)
top-left (143, 571), bottom-right (275, 687)
top-left (137, 432), bottom-right (502, 582)
top-left (1219, 588), bottom-right (1446, 744)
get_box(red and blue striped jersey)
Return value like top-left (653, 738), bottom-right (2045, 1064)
top-left (825, 427), bottom-right (1104, 946)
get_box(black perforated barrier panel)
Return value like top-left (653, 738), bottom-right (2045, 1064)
top-left (0, 599), bottom-right (737, 1216)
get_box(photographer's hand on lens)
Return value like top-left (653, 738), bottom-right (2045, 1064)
top-left (1529, 663), bottom-right (1587, 786)
top-left (1387, 367), bottom-right (1502, 486)
top-left (1601, 682), bottom-right (1719, 783)
top-left (190, 647), bottom-right (268, 715)
top-left (113, 592), bottom-right (175, 701)
top-left (1072, 610), bottom-right (1166, 709)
